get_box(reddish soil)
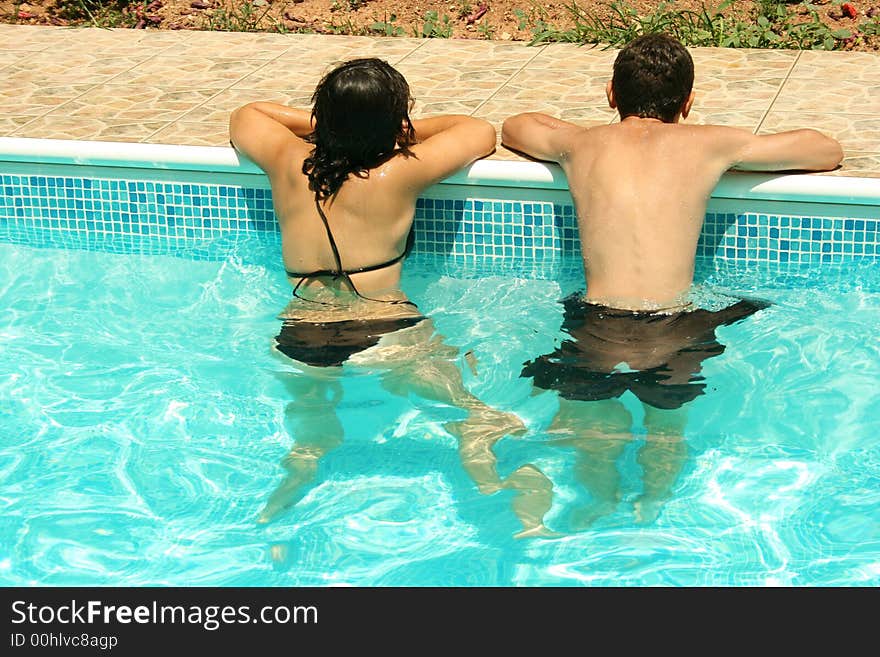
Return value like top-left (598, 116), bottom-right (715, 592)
top-left (1, 0), bottom-right (879, 50)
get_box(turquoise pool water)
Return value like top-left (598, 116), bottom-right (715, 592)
top-left (1, 232), bottom-right (878, 586)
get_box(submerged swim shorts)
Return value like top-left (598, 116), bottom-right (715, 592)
top-left (274, 316), bottom-right (426, 367)
top-left (521, 293), bottom-right (770, 410)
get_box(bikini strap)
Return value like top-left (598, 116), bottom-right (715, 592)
top-left (314, 198), bottom-right (345, 277)
top-left (342, 228), bottom-right (415, 276)
top-left (300, 198), bottom-right (417, 308)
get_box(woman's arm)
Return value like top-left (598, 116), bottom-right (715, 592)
top-left (228, 102), bottom-right (312, 177)
top-left (233, 102), bottom-right (315, 137)
top-left (396, 115), bottom-right (496, 191)
top-left (410, 115), bottom-right (486, 142)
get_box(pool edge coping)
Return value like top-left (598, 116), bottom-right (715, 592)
top-left (1, 136), bottom-right (878, 207)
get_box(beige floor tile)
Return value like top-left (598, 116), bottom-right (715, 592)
top-left (1, 52), bottom-right (154, 85)
top-left (522, 43), bottom-right (617, 72)
top-left (0, 51), bottom-right (28, 68)
top-left (109, 56), bottom-right (267, 87)
top-left (490, 69), bottom-right (610, 104)
top-left (680, 109), bottom-right (765, 131)
top-left (147, 122), bottom-right (232, 146)
top-left (834, 152), bottom-right (880, 177)
top-left (689, 47), bottom-right (798, 78)
top-left (395, 64), bottom-right (520, 100)
top-left (693, 77), bottom-right (784, 109)
top-left (177, 88), bottom-right (314, 123)
top-left (0, 82), bottom-right (95, 115)
top-left (759, 112), bottom-right (880, 153)
top-left (0, 115), bottom-right (42, 136)
top-left (789, 50), bottom-right (880, 80)
top-left (473, 99), bottom-right (615, 125)
top-left (771, 79), bottom-right (880, 114)
top-left (270, 34), bottom-right (426, 64)
top-left (229, 60), bottom-right (345, 92)
top-left (0, 24), bottom-right (55, 51)
top-left (400, 39), bottom-right (543, 67)
top-left (411, 98), bottom-right (484, 117)
top-left (152, 30), bottom-right (301, 59)
top-left (0, 26), bottom-right (180, 55)
top-left (48, 86), bottom-right (224, 122)
top-left (11, 116), bottom-right (170, 142)
top-left (0, 25), bottom-right (877, 178)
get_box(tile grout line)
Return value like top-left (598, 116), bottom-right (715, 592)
top-left (392, 38), bottom-right (431, 65)
top-left (8, 35), bottom-right (183, 139)
top-left (755, 49), bottom-right (801, 134)
top-left (469, 43), bottom-right (549, 117)
top-left (141, 36), bottom-right (432, 142)
top-left (141, 42), bottom-right (306, 143)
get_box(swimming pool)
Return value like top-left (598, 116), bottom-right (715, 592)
top-left (1, 138), bottom-right (879, 586)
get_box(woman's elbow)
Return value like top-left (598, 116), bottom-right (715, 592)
top-left (476, 120), bottom-right (497, 155)
top-left (827, 137), bottom-right (844, 169)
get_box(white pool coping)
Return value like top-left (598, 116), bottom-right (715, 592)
top-left (1, 136), bottom-right (878, 207)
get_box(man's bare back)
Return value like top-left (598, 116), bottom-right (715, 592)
top-left (560, 118), bottom-right (740, 309)
top-left (505, 33), bottom-right (842, 528)
top-left (502, 37), bottom-right (842, 311)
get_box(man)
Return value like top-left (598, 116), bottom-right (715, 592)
top-left (502, 33), bottom-right (843, 526)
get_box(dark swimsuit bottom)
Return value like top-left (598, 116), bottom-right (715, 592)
top-left (521, 293), bottom-right (771, 410)
top-left (275, 199), bottom-right (425, 368)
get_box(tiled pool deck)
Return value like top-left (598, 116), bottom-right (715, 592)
top-left (1, 24), bottom-right (879, 176)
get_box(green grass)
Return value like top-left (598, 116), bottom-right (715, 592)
top-left (45, 0), bottom-right (138, 28)
top-left (200, 1), bottom-right (291, 33)
top-left (527, 0), bottom-right (865, 51)
top-left (415, 10), bottom-right (454, 38)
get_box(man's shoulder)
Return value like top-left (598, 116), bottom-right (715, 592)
top-left (672, 122), bottom-right (752, 142)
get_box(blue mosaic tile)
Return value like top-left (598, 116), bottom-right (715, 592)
top-left (1, 173), bottom-right (879, 266)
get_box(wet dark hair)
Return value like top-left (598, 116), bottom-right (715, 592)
top-left (611, 33), bottom-right (694, 123)
top-left (303, 58), bottom-right (416, 200)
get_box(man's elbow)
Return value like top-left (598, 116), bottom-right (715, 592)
top-left (228, 104), bottom-right (250, 141)
top-left (501, 113), bottom-right (532, 149)
top-left (805, 129), bottom-right (844, 171)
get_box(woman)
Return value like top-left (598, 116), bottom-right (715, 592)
top-left (230, 58), bottom-right (551, 536)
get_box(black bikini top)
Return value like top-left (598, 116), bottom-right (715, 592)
top-left (285, 199), bottom-right (417, 307)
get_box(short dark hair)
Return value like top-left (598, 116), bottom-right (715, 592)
top-left (303, 58), bottom-right (416, 200)
top-left (611, 33), bottom-right (694, 123)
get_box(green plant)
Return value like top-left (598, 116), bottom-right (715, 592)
top-left (50, 0), bottom-right (137, 27)
top-left (529, 1), bottom-right (855, 51)
top-left (326, 16), bottom-right (371, 35)
top-left (476, 21), bottom-right (495, 39)
top-left (331, 0), bottom-right (366, 12)
top-left (513, 4), bottom-right (551, 33)
top-left (416, 10), bottom-right (454, 38)
top-left (201, 1), bottom-right (287, 33)
top-left (859, 12), bottom-right (880, 37)
top-left (370, 13), bottom-right (405, 36)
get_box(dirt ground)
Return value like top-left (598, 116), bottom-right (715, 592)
top-left (1, 0), bottom-right (878, 50)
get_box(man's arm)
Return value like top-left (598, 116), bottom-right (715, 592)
top-left (731, 128), bottom-right (843, 172)
top-left (501, 112), bottom-right (583, 163)
top-left (228, 102), bottom-right (312, 177)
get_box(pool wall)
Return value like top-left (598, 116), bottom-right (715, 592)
top-left (1, 137), bottom-right (878, 265)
